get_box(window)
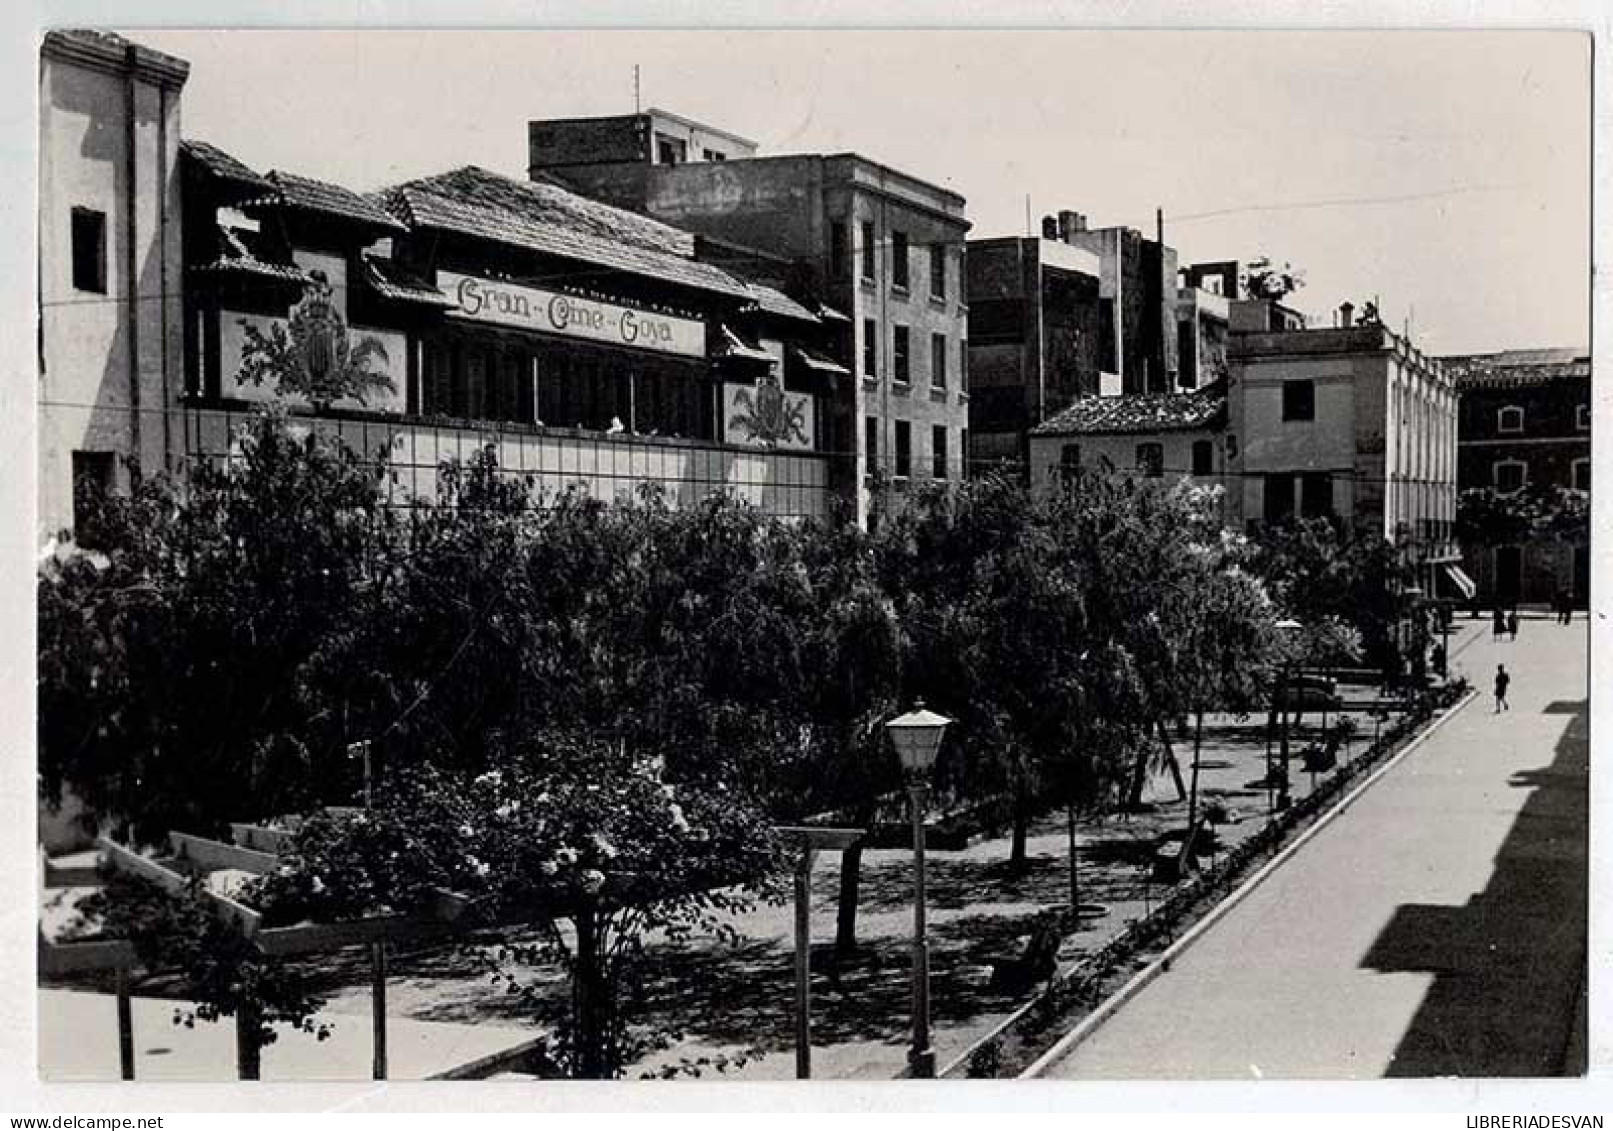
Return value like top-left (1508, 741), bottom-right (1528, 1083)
top-left (1060, 443), bottom-right (1081, 481)
top-left (70, 450), bottom-right (115, 545)
top-left (960, 341), bottom-right (969, 392)
top-left (702, 148), bottom-right (726, 162)
top-left (1301, 472), bottom-right (1333, 517)
top-left (932, 425), bottom-right (948, 479)
top-left (655, 135), bottom-right (686, 165)
top-left (1191, 439), bottom-right (1214, 476)
top-left (1263, 473), bottom-right (1297, 524)
top-left (1497, 405), bottom-right (1524, 434)
top-left (830, 221), bottom-right (849, 279)
top-left (1281, 379), bottom-right (1315, 422)
top-left (1572, 458), bottom-right (1590, 491)
top-left (862, 319), bottom-right (878, 378)
top-left (930, 245), bottom-right (946, 299)
top-left (864, 415), bottom-right (879, 476)
top-left (891, 231), bottom-right (910, 290)
top-left (894, 420), bottom-right (912, 478)
top-left (71, 208), bottom-right (107, 294)
top-left (1577, 403), bottom-right (1590, 431)
top-left (930, 332), bottom-right (947, 390)
top-left (860, 221), bottom-right (876, 281)
top-left (1136, 442), bottom-right (1164, 478)
top-left (1493, 459), bottom-right (1527, 493)
top-left (961, 428), bottom-right (969, 479)
top-left (893, 325), bottom-right (910, 384)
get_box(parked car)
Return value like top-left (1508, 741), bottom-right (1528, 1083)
top-left (1279, 674), bottom-right (1342, 711)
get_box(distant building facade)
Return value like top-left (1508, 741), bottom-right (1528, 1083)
top-left (1027, 381), bottom-right (1226, 496)
top-left (1444, 348), bottom-right (1591, 606)
top-left (38, 30), bottom-right (189, 539)
top-left (1227, 313), bottom-right (1460, 587)
top-left (529, 111), bottom-right (972, 527)
top-left (1052, 210), bottom-right (1180, 395)
top-left (965, 235), bottom-right (1104, 475)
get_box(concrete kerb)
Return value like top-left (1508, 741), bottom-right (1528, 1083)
top-left (1017, 686), bottom-right (1480, 1079)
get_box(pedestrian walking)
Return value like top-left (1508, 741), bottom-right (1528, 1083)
top-left (1492, 606), bottom-right (1506, 641)
top-left (1508, 609), bottom-right (1519, 640)
top-left (1494, 664), bottom-right (1511, 712)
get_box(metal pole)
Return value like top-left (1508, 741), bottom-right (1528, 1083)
top-left (371, 941), bottom-right (388, 1080)
top-left (908, 781), bottom-right (934, 1078)
top-left (115, 965), bottom-right (135, 1081)
top-left (1277, 665), bottom-right (1292, 811)
top-left (793, 848), bottom-right (815, 1080)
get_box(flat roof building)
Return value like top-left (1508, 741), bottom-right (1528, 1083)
top-left (529, 110), bottom-right (971, 528)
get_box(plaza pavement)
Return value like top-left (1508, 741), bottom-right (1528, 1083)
top-left (1036, 613), bottom-right (1589, 1079)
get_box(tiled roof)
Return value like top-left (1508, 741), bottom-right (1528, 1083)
top-left (1031, 382), bottom-right (1227, 437)
top-left (717, 325), bottom-right (774, 363)
top-left (362, 254), bottom-right (454, 308)
top-left (258, 170), bottom-right (408, 233)
top-left (792, 346), bottom-right (850, 375)
top-left (376, 166), bottom-right (755, 301)
top-left (742, 282), bottom-right (819, 323)
top-left (1441, 349), bottom-right (1590, 390)
top-left (180, 139), bottom-right (272, 191)
top-left (192, 224), bottom-right (310, 284)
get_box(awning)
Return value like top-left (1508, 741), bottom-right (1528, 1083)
top-left (1442, 564), bottom-right (1477, 601)
top-left (717, 325), bottom-right (775, 364)
top-left (792, 346), bottom-right (850, 376)
top-left (362, 254), bottom-right (456, 308)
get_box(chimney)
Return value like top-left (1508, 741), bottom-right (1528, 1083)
top-left (1041, 215), bottom-right (1059, 241)
top-left (1339, 301), bottom-right (1355, 328)
top-left (1057, 210), bottom-right (1086, 243)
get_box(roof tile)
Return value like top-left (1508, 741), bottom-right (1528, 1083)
top-left (375, 166), bottom-right (754, 300)
top-left (1031, 383), bottom-right (1226, 437)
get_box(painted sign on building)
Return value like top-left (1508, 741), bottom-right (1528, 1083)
top-left (438, 270), bottom-right (706, 358)
top-left (723, 374), bottom-right (814, 451)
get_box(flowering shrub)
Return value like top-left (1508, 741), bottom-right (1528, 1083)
top-left (256, 734), bottom-right (783, 1078)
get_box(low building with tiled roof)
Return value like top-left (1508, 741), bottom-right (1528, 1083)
top-left (1028, 384), bottom-right (1228, 495)
top-left (257, 169), bottom-right (409, 235)
top-left (1031, 382), bottom-right (1226, 438)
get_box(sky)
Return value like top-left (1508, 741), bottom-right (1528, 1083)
top-left (132, 28), bottom-right (1592, 357)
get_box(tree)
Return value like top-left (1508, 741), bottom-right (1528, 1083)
top-left (1247, 516), bottom-right (1409, 673)
top-left (236, 271), bottom-right (394, 411)
top-left (1241, 256), bottom-right (1306, 303)
top-left (38, 409), bottom-right (396, 845)
top-left (1457, 483), bottom-right (1589, 550)
top-left (258, 733), bottom-right (780, 1078)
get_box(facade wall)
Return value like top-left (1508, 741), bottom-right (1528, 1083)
top-left (1028, 428), bottom-right (1223, 497)
top-left (181, 406), bottom-right (832, 521)
top-left (549, 151), bottom-right (970, 526)
top-left (964, 237), bottom-right (1102, 476)
top-left (38, 39), bottom-right (186, 539)
top-left (1456, 381), bottom-right (1590, 492)
top-left (1226, 328), bottom-right (1457, 567)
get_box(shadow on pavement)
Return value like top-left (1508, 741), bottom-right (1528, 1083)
top-left (1360, 699), bottom-right (1587, 1076)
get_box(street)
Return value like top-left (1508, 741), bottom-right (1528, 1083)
top-left (1035, 614), bottom-right (1589, 1079)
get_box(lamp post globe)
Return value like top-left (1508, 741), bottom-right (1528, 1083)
top-left (885, 703), bottom-right (952, 781)
top-left (886, 702), bottom-right (951, 1079)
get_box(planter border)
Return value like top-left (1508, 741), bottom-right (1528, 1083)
top-left (1017, 686), bottom-right (1477, 1078)
top-left (933, 683), bottom-right (1474, 1079)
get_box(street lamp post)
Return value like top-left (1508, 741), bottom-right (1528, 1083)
top-left (1274, 618), bottom-right (1302, 811)
top-left (885, 702), bottom-right (952, 1080)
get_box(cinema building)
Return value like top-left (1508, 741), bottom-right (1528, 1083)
top-left (172, 146), bottom-right (850, 522)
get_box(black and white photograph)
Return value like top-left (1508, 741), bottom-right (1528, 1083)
top-left (11, 3), bottom-right (1604, 1110)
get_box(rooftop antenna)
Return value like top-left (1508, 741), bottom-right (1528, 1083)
top-left (633, 65), bottom-right (641, 114)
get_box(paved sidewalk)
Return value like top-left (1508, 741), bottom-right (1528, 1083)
top-left (39, 988), bottom-right (540, 1082)
top-left (1038, 617), bottom-right (1588, 1079)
